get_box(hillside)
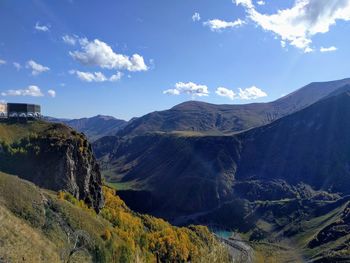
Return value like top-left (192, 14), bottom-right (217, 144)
top-left (0, 171), bottom-right (229, 263)
top-left (47, 115), bottom-right (128, 141)
top-left (236, 89), bottom-right (350, 194)
top-left (117, 102), bottom-right (274, 136)
top-left (117, 78), bottom-right (350, 136)
top-left (199, 194), bottom-right (350, 262)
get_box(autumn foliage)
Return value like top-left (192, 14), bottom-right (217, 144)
top-left (57, 187), bottom-right (230, 262)
top-left (100, 187), bottom-right (230, 262)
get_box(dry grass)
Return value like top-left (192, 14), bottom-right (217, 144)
top-left (0, 205), bottom-right (60, 262)
top-left (252, 242), bottom-right (304, 263)
top-left (0, 121), bottom-right (50, 143)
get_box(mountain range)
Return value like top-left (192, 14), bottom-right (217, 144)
top-left (46, 115), bottom-right (128, 141)
top-left (92, 78), bottom-right (350, 262)
top-left (47, 78), bottom-right (350, 141)
top-left (94, 90), bottom-right (350, 215)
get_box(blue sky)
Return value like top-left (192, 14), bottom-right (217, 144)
top-left (0, 0), bottom-right (350, 120)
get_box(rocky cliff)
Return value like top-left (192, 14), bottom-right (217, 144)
top-left (0, 121), bottom-right (104, 211)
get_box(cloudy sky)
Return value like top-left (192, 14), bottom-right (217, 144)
top-left (0, 0), bottom-right (350, 119)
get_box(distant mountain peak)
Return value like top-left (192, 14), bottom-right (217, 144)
top-left (94, 114), bottom-right (117, 120)
top-left (47, 115), bottom-right (128, 141)
top-left (171, 100), bottom-right (212, 109)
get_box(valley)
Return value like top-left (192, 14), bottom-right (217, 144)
top-left (91, 79), bottom-right (350, 262)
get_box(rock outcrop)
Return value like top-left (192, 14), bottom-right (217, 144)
top-left (0, 122), bottom-right (104, 211)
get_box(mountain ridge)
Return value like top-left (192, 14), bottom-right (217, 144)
top-left (47, 115), bottom-right (128, 141)
top-left (117, 78), bottom-right (350, 136)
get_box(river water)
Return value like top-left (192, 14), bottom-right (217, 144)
top-left (213, 230), bottom-right (234, 239)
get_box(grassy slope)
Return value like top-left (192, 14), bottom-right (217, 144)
top-left (0, 205), bottom-right (60, 262)
top-left (0, 120), bottom-right (52, 143)
top-left (0, 170), bottom-right (230, 263)
top-left (0, 120), bottom-right (80, 148)
top-left (242, 198), bottom-right (350, 262)
top-left (294, 201), bottom-right (350, 261)
top-left (0, 171), bottom-right (101, 262)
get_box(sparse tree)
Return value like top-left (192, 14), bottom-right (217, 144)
top-left (61, 230), bottom-right (93, 263)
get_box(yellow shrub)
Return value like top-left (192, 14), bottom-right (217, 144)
top-left (102, 228), bottom-right (112, 241)
top-left (57, 191), bottom-right (65, 200)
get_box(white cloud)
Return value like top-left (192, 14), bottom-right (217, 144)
top-left (47, 89), bottom-right (56, 98)
top-left (0, 59), bottom-right (6, 65)
top-left (34, 22), bottom-right (50, 32)
top-left (216, 87), bottom-right (236, 100)
top-left (281, 41), bottom-right (287, 48)
top-left (71, 70), bottom-right (107, 82)
top-left (235, 0), bottom-right (350, 52)
top-left (26, 60), bottom-right (50, 75)
top-left (70, 70), bottom-right (123, 82)
top-left (1, 85), bottom-right (44, 97)
top-left (70, 38), bottom-right (148, 72)
top-left (304, 47), bottom-right (314, 53)
top-left (163, 89), bottom-right (180, 95)
top-left (13, 62), bottom-right (21, 70)
top-left (257, 1), bottom-right (265, 5)
top-left (62, 35), bottom-right (77, 45)
top-left (109, 71), bottom-right (123, 82)
top-left (320, 46), bottom-right (337, 52)
top-left (204, 19), bottom-right (245, 32)
top-left (236, 0), bottom-right (254, 9)
top-left (192, 12), bottom-right (201, 22)
top-left (216, 86), bottom-right (267, 100)
top-left (238, 86), bottom-right (267, 100)
top-left (163, 82), bottom-right (209, 97)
